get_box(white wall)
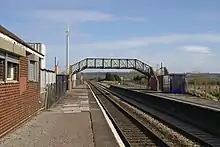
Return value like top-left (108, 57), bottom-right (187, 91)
top-left (40, 70), bottom-right (56, 93)
top-left (40, 44), bottom-right (46, 69)
top-left (28, 43), bottom-right (46, 69)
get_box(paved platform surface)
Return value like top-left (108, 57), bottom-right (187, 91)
top-left (88, 89), bottom-right (119, 147)
top-left (0, 84), bottom-right (118, 147)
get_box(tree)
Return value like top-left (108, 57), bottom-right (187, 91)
top-left (133, 75), bottom-right (142, 82)
top-left (97, 77), bottom-right (103, 82)
top-left (114, 74), bottom-right (121, 82)
top-left (104, 72), bottom-right (121, 82)
top-left (105, 72), bottom-right (115, 81)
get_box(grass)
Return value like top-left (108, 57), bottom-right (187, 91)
top-left (187, 84), bottom-right (220, 101)
top-left (210, 92), bottom-right (220, 98)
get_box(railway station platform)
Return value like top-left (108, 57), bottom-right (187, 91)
top-left (145, 92), bottom-right (220, 110)
top-left (0, 85), bottom-right (119, 147)
top-left (116, 85), bottom-right (220, 111)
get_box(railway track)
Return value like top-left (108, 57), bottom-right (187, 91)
top-left (89, 82), bottom-right (169, 147)
top-left (106, 84), bottom-right (220, 147)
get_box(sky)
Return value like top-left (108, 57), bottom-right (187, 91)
top-left (1, 0), bottom-right (220, 73)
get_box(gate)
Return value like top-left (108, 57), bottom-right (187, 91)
top-left (56, 74), bottom-right (68, 98)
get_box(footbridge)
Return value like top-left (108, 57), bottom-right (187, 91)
top-left (68, 58), bottom-right (169, 90)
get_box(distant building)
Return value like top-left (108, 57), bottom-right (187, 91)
top-left (27, 43), bottom-right (46, 69)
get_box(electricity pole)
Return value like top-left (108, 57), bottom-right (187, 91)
top-left (66, 27), bottom-right (70, 75)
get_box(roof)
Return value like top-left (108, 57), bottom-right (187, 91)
top-left (41, 68), bottom-right (55, 73)
top-left (0, 25), bottom-right (44, 57)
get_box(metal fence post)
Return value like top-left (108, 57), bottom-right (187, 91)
top-left (219, 85), bottom-right (220, 100)
top-left (48, 84), bottom-right (51, 107)
top-left (45, 86), bottom-right (49, 109)
top-left (205, 81), bottom-right (207, 99)
top-left (194, 80), bottom-right (196, 95)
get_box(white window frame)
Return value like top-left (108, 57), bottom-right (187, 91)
top-left (7, 62), bottom-right (14, 81)
top-left (28, 59), bottom-right (38, 82)
top-left (0, 57), bottom-right (5, 81)
top-left (0, 51), bottom-right (19, 82)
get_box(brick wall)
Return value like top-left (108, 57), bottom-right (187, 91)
top-left (0, 55), bottom-right (41, 136)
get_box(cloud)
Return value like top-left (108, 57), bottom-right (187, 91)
top-left (34, 9), bottom-right (148, 23)
top-left (179, 45), bottom-right (213, 54)
top-left (198, 12), bottom-right (220, 21)
top-left (44, 33), bottom-right (220, 72)
top-left (78, 33), bottom-right (92, 38)
top-left (121, 16), bottom-right (148, 22)
top-left (72, 33), bottom-right (220, 50)
top-left (176, 45), bottom-right (215, 72)
top-left (45, 33), bottom-right (220, 72)
top-left (47, 44), bottom-right (218, 73)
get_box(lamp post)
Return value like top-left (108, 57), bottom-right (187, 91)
top-left (66, 27), bottom-right (70, 75)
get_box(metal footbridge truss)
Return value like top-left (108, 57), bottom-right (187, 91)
top-left (70, 58), bottom-right (156, 77)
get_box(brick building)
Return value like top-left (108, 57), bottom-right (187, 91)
top-left (0, 25), bottom-right (44, 136)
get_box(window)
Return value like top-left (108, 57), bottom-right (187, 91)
top-left (29, 60), bottom-right (38, 81)
top-left (0, 52), bottom-right (19, 82)
top-left (0, 59), bottom-right (4, 81)
top-left (7, 62), bottom-right (13, 80)
top-left (7, 61), bottom-right (19, 81)
top-left (28, 54), bottom-right (39, 82)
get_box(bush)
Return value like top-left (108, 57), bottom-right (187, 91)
top-left (105, 72), bottom-right (115, 81)
top-left (187, 77), bottom-right (219, 85)
top-left (114, 74), bottom-right (121, 82)
top-left (105, 72), bottom-right (121, 82)
top-left (211, 92), bottom-right (220, 97)
top-left (97, 77), bottom-right (104, 82)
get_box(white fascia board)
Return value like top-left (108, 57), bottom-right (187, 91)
top-left (0, 32), bottom-right (44, 58)
top-left (26, 47), bottom-right (44, 58)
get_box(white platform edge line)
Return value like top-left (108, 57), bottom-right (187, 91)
top-left (87, 84), bottom-right (125, 147)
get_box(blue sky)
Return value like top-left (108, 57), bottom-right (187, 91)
top-left (1, 0), bottom-right (220, 72)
